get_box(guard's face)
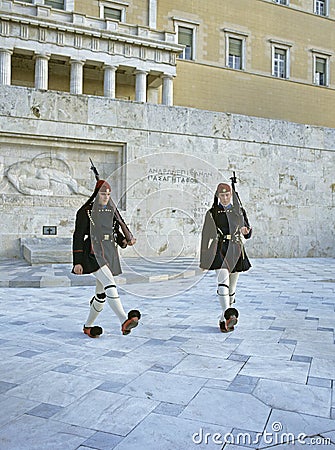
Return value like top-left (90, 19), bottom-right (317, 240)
top-left (98, 189), bottom-right (111, 206)
top-left (218, 191), bottom-right (232, 206)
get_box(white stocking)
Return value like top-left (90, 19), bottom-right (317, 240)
top-left (216, 268), bottom-right (230, 321)
top-left (84, 292), bottom-right (105, 327)
top-left (93, 265), bottom-right (127, 323)
top-left (229, 272), bottom-right (239, 306)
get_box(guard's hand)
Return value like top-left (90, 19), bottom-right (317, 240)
top-left (73, 264), bottom-right (83, 275)
top-left (240, 226), bottom-right (250, 236)
top-left (127, 238), bottom-right (137, 246)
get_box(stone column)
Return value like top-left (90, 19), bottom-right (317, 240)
top-left (135, 70), bottom-right (147, 102)
top-left (0, 49), bottom-right (12, 86)
top-left (162, 74), bottom-right (174, 106)
top-left (103, 65), bottom-right (117, 98)
top-left (70, 59), bottom-right (85, 94)
top-left (34, 53), bottom-right (50, 90)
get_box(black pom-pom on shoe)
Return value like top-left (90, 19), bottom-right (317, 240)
top-left (122, 310), bottom-right (141, 335)
top-left (83, 325), bottom-right (103, 338)
top-left (223, 308), bottom-right (239, 332)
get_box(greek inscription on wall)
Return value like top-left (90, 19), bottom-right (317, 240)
top-left (193, 206), bottom-right (208, 218)
top-left (147, 167), bottom-right (213, 184)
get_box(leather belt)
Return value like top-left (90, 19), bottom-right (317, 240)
top-left (219, 234), bottom-right (232, 240)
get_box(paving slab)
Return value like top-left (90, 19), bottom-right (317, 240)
top-left (0, 257), bottom-right (334, 449)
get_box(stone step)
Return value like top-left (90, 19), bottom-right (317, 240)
top-left (21, 237), bottom-right (72, 265)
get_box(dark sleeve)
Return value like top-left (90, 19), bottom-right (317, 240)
top-left (200, 211), bottom-right (212, 254)
top-left (242, 208), bottom-right (252, 239)
top-left (72, 208), bottom-right (89, 265)
top-left (114, 220), bottom-right (127, 248)
top-left (200, 210), bottom-right (217, 268)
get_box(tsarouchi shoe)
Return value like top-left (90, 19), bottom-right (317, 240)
top-left (224, 307), bottom-right (239, 332)
top-left (219, 320), bottom-right (235, 333)
top-left (83, 325), bottom-right (103, 338)
top-left (219, 320), bottom-right (230, 333)
top-left (122, 310), bottom-right (141, 335)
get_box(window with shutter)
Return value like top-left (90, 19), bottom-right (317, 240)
top-left (315, 57), bottom-right (326, 85)
top-left (178, 27), bottom-right (193, 60)
top-left (104, 7), bottom-right (122, 21)
top-left (228, 38), bottom-right (242, 69)
top-left (45, 0), bottom-right (64, 9)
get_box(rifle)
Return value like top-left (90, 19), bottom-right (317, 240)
top-left (89, 158), bottom-right (134, 243)
top-left (89, 157), bottom-right (100, 182)
top-left (230, 171), bottom-right (251, 231)
top-left (230, 171), bottom-right (243, 209)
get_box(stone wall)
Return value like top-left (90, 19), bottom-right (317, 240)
top-left (0, 85), bottom-right (334, 259)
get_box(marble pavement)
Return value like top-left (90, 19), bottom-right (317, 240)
top-left (0, 257), bottom-right (334, 449)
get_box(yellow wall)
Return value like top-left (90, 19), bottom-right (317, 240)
top-left (127, 0), bottom-right (148, 26)
top-left (75, 0), bottom-right (98, 17)
top-left (155, 0), bottom-right (335, 127)
top-left (174, 61), bottom-right (335, 127)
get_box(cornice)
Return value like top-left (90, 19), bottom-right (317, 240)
top-left (0, 4), bottom-right (184, 55)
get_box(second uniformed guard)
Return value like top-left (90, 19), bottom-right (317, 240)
top-left (200, 179), bottom-right (252, 333)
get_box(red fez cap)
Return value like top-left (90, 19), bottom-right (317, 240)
top-left (95, 180), bottom-right (111, 191)
top-left (216, 183), bottom-right (231, 195)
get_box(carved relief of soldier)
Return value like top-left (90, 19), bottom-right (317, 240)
top-left (200, 176), bottom-right (252, 333)
top-left (6, 154), bottom-right (91, 196)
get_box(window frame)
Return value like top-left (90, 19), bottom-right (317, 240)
top-left (173, 18), bottom-right (199, 61)
top-left (224, 31), bottom-right (247, 71)
top-left (271, 42), bottom-right (291, 79)
top-left (177, 26), bottom-right (195, 60)
top-left (314, 0), bottom-right (328, 16)
top-left (313, 53), bottom-right (330, 86)
top-left (99, 1), bottom-right (128, 22)
top-left (44, 0), bottom-right (65, 10)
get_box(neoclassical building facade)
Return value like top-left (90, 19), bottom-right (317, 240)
top-left (1, 0), bottom-right (335, 126)
top-left (0, 0), bottom-right (182, 104)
